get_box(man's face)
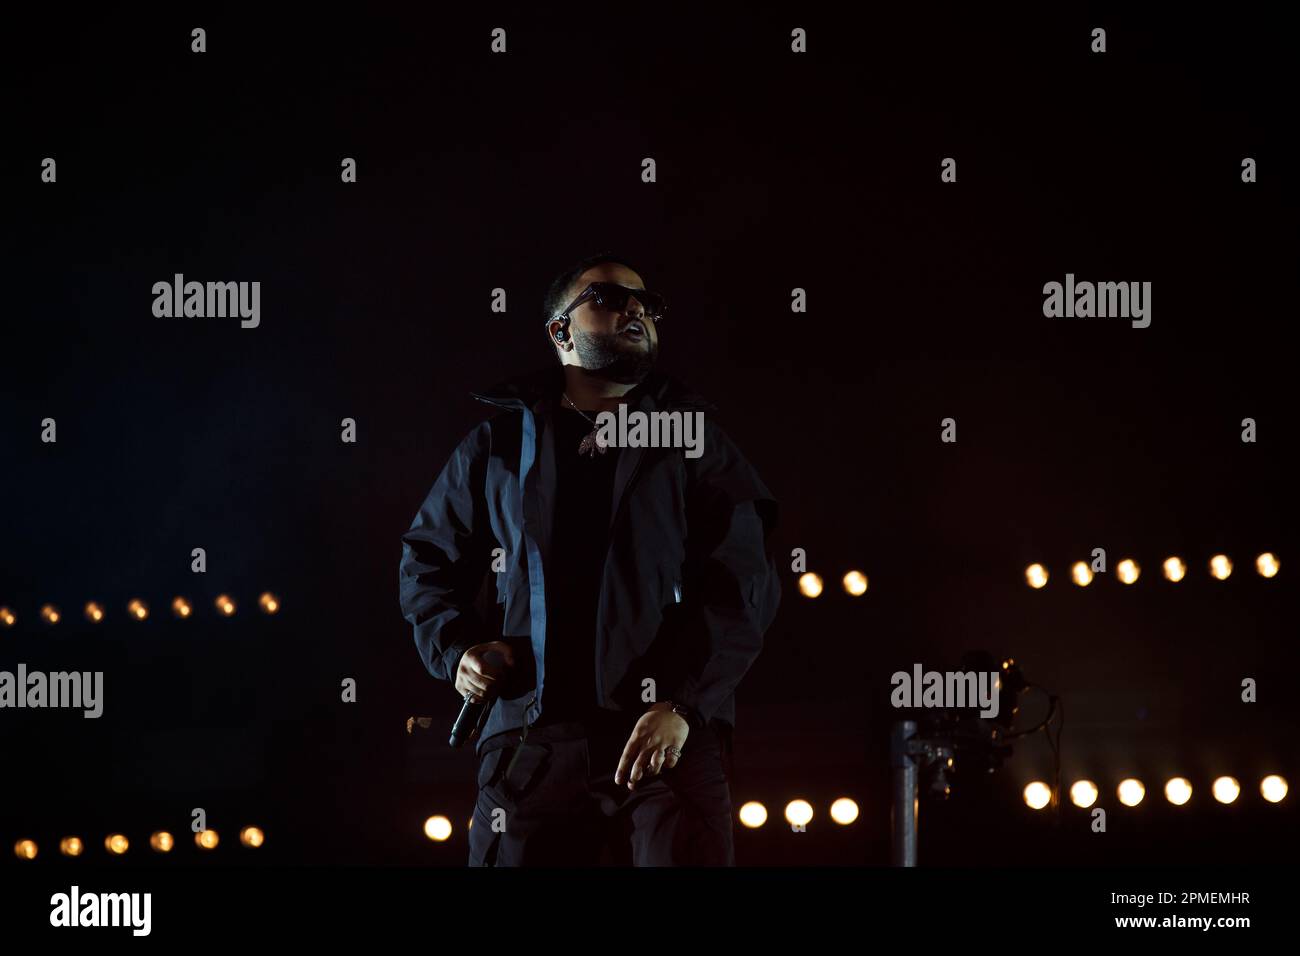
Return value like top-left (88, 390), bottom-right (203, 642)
top-left (554, 264), bottom-right (660, 384)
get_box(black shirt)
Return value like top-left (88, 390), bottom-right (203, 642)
top-left (536, 405), bottom-right (622, 725)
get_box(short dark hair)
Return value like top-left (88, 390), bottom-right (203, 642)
top-left (542, 251), bottom-right (644, 364)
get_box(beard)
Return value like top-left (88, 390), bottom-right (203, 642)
top-left (569, 325), bottom-right (659, 384)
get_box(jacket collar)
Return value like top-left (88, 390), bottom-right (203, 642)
top-left (471, 364), bottom-right (718, 639)
top-left (470, 364), bottom-right (717, 413)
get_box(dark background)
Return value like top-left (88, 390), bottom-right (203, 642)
top-left (2, 6), bottom-right (1294, 867)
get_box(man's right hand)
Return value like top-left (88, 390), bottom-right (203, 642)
top-left (454, 641), bottom-right (517, 703)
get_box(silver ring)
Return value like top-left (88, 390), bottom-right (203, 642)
top-left (665, 746), bottom-right (682, 757)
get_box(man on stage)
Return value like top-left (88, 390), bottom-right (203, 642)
top-left (399, 252), bottom-right (781, 865)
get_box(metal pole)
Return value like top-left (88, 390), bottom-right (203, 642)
top-left (890, 720), bottom-right (918, 867)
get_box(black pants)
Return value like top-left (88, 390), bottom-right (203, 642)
top-left (467, 717), bottom-right (736, 866)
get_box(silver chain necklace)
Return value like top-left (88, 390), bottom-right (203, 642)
top-left (562, 393), bottom-right (610, 457)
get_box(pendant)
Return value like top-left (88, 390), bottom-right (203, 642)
top-left (578, 429), bottom-right (608, 456)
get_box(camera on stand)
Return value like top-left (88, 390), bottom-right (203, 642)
top-left (890, 650), bottom-right (1052, 866)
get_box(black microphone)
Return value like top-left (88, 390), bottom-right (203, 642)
top-left (449, 693), bottom-right (492, 748)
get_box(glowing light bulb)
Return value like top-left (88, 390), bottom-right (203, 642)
top-left (1116, 559), bottom-right (1140, 585)
top-left (738, 801), bottom-right (768, 828)
top-left (1023, 782), bottom-right (1052, 810)
top-left (424, 816), bottom-right (452, 841)
top-left (841, 571), bottom-right (868, 596)
top-left (784, 799), bottom-right (814, 827)
top-left (1117, 779), bottom-right (1145, 807)
top-left (1069, 780), bottom-right (1098, 808)
top-left (1164, 777), bottom-right (1192, 806)
top-left (1212, 777), bottom-right (1240, 805)
top-left (1261, 775), bottom-right (1288, 804)
top-left (829, 798), bottom-right (860, 824)
top-left (104, 834), bottom-right (129, 855)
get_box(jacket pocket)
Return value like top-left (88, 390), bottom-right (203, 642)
top-left (501, 741), bottom-right (553, 800)
top-left (477, 747), bottom-right (506, 791)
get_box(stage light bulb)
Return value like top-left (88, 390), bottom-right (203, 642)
top-left (830, 798), bottom-right (859, 825)
top-left (40, 604), bottom-right (61, 624)
top-left (1116, 559), bottom-right (1140, 584)
top-left (1071, 562), bottom-right (1093, 586)
top-left (258, 592), bottom-right (280, 614)
top-left (1163, 556), bottom-right (1186, 582)
top-left (84, 602), bottom-right (104, 622)
top-left (1069, 780), bottom-right (1098, 808)
top-left (1025, 564), bottom-right (1048, 589)
top-left (127, 599), bottom-right (148, 621)
top-left (1023, 782), bottom-right (1051, 810)
top-left (1164, 777), bottom-right (1192, 806)
top-left (0, 607), bottom-right (14, 626)
top-left (1212, 777), bottom-right (1240, 804)
top-left (59, 837), bottom-right (83, 857)
top-left (240, 826), bottom-right (265, 848)
top-left (14, 840), bottom-right (38, 860)
top-left (784, 799), bottom-right (814, 827)
top-left (1209, 554), bottom-right (1232, 580)
top-left (105, 834), bottom-right (129, 855)
top-left (172, 597), bottom-right (192, 618)
top-left (150, 831), bottom-right (174, 852)
top-left (196, 829), bottom-right (219, 849)
top-left (1261, 775), bottom-right (1288, 804)
top-left (215, 595), bottom-right (236, 616)
top-left (738, 802), bottom-right (768, 828)
top-left (424, 816), bottom-right (452, 841)
top-left (841, 571), bottom-right (867, 596)
top-left (1256, 553), bottom-right (1279, 578)
top-left (1117, 779), bottom-right (1145, 807)
top-left (798, 573), bottom-right (823, 598)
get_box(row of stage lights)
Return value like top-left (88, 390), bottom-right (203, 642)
top-left (797, 571), bottom-right (867, 599)
top-left (795, 553), bottom-right (1282, 598)
top-left (421, 798), bottom-right (863, 842)
top-left (421, 777), bottom-right (1293, 840)
top-left (1025, 552), bottom-right (1279, 589)
top-left (0, 593), bottom-right (281, 628)
top-left (1023, 775), bottom-right (1289, 810)
top-left (13, 827), bottom-right (266, 861)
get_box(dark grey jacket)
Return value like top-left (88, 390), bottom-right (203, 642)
top-left (398, 365), bottom-right (781, 754)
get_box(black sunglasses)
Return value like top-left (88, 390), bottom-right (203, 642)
top-left (551, 282), bottom-right (668, 324)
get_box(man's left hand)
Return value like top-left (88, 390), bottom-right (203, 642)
top-left (614, 703), bottom-right (691, 790)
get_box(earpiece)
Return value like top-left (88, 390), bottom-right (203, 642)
top-left (554, 329), bottom-right (568, 343)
